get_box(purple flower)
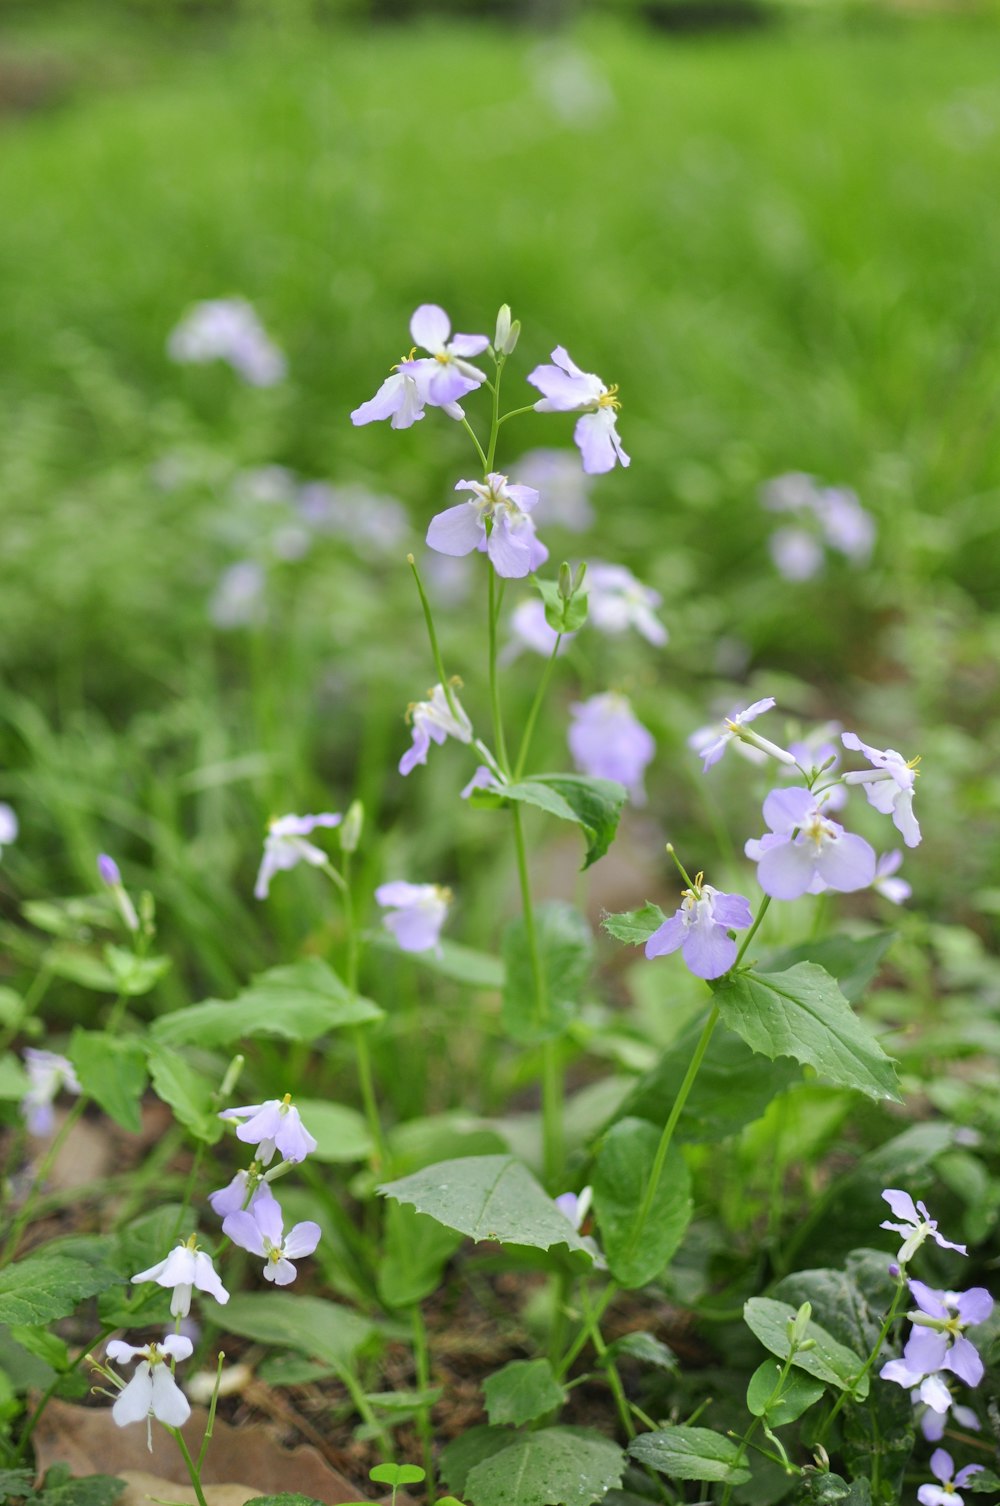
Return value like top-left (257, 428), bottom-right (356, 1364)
top-left (759, 473), bottom-right (822, 513)
top-left (208, 1168), bottom-right (263, 1220)
top-left (399, 684), bottom-right (473, 777)
top-left (107, 1334), bottom-right (193, 1439)
top-left (20, 1049), bottom-right (81, 1137)
top-left (375, 880), bottom-right (451, 954)
top-left (645, 882), bottom-right (753, 980)
top-left (769, 526), bottom-right (825, 582)
top-left (426, 473), bottom-right (549, 579)
top-left (914, 1381), bottom-right (980, 1442)
top-left (408, 303), bottom-right (489, 406)
top-left (254, 812), bottom-right (342, 900)
top-left (903, 1281), bottom-right (993, 1388)
top-left (815, 487), bottom-right (875, 563)
top-left (918, 1450), bottom-right (984, 1506)
top-left (460, 765), bottom-right (496, 800)
top-left (555, 1186), bottom-right (593, 1231)
top-left (586, 562), bottom-right (668, 646)
top-left (527, 346), bottom-right (629, 474)
top-left (97, 853), bottom-right (140, 931)
top-left (746, 787), bottom-right (876, 900)
top-left (881, 1190), bottom-right (967, 1265)
top-left (209, 559), bottom-right (267, 630)
top-left (167, 299), bottom-right (286, 386)
top-left (131, 1237), bottom-right (229, 1317)
top-left (97, 854), bottom-right (121, 886)
top-left (697, 697), bottom-right (793, 772)
top-left (222, 1184), bottom-right (320, 1287)
top-left (511, 449), bottom-right (595, 531)
top-left (503, 599), bottom-right (574, 662)
top-left (842, 732), bottom-right (921, 848)
top-left (568, 692), bottom-right (654, 803)
top-left (350, 359), bottom-right (435, 430)
top-left (219, 1094), bottom-right (317, 1166)
top-left (0, 803), bottom-right (17, 859)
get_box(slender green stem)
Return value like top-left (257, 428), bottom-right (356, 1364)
top-left (485, 354), bottom-right (504, 473)
top-left (721, 1351), bottom-right (796, 1506)
top-left (620, 1004), bottom-right (720, 1266)
top-left (815, 1275), bottom-right (908, 1445)
top-left (169, 1427), bottom-right (210, 1506)
top-left (733, 894), bottom-right (772, 968)
top-left (556, 1281), bottom-right (618, 1379)
top-left (511, 805), bottom-right (562, 1188)
top-left (325, 857), bottom-right (386, 1170)
top-left (406, 554), bottom-right (465, 724)
top-left (197, 1352), bottom-right (226, 1470)
top-left (2, 1095), bottom-right (89, 1265)
top-left (460, 416), bottom-right (488, 473)
top-left (579, 1285), bottom-right (635, 1441)
top-left (497, 403), bottom-right (539, 426)
top-left (411, 1305), bottom-right (436, 1494)
top-left (0, 965), bottom-right (53, 1055)
top-left (487, 567), bottom-right (509, 775)
top-left (513, 635), bottom-right (563, 781)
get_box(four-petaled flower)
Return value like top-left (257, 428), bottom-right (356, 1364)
top-left (697, 698), bottom-right (794, 772)
top-left (254, 812), bottom-right (342, 900)
top-left (527, 346), bottom-right (630, 474)
top-left (131, 1236), bottom-right (229, 1317)
top-left (645, 880), bottom-right (753, 980)
top-left (0, 803), bottom-right (17, 860)
top-left (208, 1167), bottom-right (264, 1220)
top-left (107, 1334), bottom-right (193, 1442)
top-left (746, 788), bottom-right (876, 900)
top-left (918, 1450), bottom-right (984, 1506)
top-left (880, 1189), bottom-right (967, 1265)
top-left (399, 684), bottom-right (473, 777)
top-left (881, 1280), bottom-right (993, 1391)
top-left (350, 358), bottom-right (436, 430)
top-left (427, 473), bottom-right (549, 578)
top-left (408, 303), bottom-right (489, 406)
top-left (219, 1094), bottom-right (317, 1165)
top-left (568, 692), bottom-right (655, 803)
top-left (222, 1184), bottom-right (321, 1286)
top-left (873, 850), bottom-right (911, 905)
top-left (842, 731), bottom-right (922, 848)
top-left (20, 1048), bottom-right (81, 1137)
top-left (586, 562), bottom-right (668, 646)
top-left (375, 880), bottom-right (451, 954)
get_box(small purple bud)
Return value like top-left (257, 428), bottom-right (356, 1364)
top-left (98, 854), bottom-right (122, 887)
top-left (889, 1262), bottom-right (900, 1279)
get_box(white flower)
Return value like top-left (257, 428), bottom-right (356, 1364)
top-left (586, 561), bottom-right (667, 646)
top-left (842, 732), bottom-right (921, 848)
top-left (399, 684), bottom-right (473, 777)
top-left (254, 811), bottom-right (342, 900)
top-left (131, 1237), bottom-right (230, 1317)
top-left (219, 1094), bottom-right (317, 1165)
top-left (107, 1333), bottom-right (193, 1445)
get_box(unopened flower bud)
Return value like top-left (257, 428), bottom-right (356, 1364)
top-left (340, 800), bottom-right (364, 855)
top-left (494, 304), bottom-right (519, 355)
top-left (572, 561), bottom-right (588, 594)
top-left (558, 561), bottom-right (574, 601)
top-left (219, 1054), bottom-right (245, 1100)
top-left (97, 853), bottom-right (140, 932)
top-left (97, 854), bottom-right (121, 887)
top-left (788, 1301), bottom-right (812, 1346)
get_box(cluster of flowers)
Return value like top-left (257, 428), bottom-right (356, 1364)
top-left (167, 299), bottom-right (286, 387)
top-left (878, 1190), bottom-right (993, 1504)
top-left (759, 472), bottom-right (876, 583)
top-left (101, 1094), bottom-right (320, 1447)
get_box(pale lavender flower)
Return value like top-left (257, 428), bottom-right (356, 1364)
top-left (97, 854), bottom-right (121, 886)
top-left (20, 1049), bottom-right (81, 1137)
top-left (645, 882), bottom-right (752, 980)
top-left (880, 1190), bottom-right (967, 1264)
top-left (502, 599), bottom-right (573, 663)
top-left (131, 1238), bottom-right (229, 1317)
top-left (881, 1281), bottom-right (993, 1390)
top-left (219, 1094), bottom-right (317, 1165)
top-left (254, 811), bottom-right (342, 900)
top-left (167, 299), bottom-right (286, 386)
top-left (568, 692), bottom-right (654, 803)
top-left (586, 562), bottom-right (668, 646)
top-left (746, 787), bottom-right (876, 900)
top-left (815, 487), bottom-right (875, 563)
top-left (915, 1383), bottom-right (981, 1442)
top-left (222, 1184), bottom-right (320, 1287)
top-left (527, 346), bottom-right (629, 474)
top-left (408, 303), bottom-right (489, 406)
top-left (107, 1334), bottom-right (192, 1442)
top-left (555, 1185), bottom-right (593, 1231)
top-left (399, 684), bottom-right (473, 777)
top-left (209, 560), bottom-right (267, 630)
top-left (0, 803), bottom-right (17, 859)
top-left (696, 697), bottom-right (793, 771)
top-left (460, 765), bottom-right (496, 800)
top-left (873, 850), bottom-right (912, 905)
top-left (759, 473), bottom-right (822, 513)
top-left (918, 1450), bottom-right (983, 1506)
top-left (375, 880), bottom-right (451, 954)
top-left (783, 727), bottom-right (847, 811)
top-left (511, 449), bottom-right (595, 531)
top-left (427, 473), bottom-right (548, 579)
top-left (350, 359), bottom-right (433, 430)
top-left (768, 526), bottom-right (825, 582)
top-left (689, 721), bottom-right (767, 768)
top-left (842, 732), bottom-right (922, 848)
top-left (208, 1168), bottom-right (262, 1220)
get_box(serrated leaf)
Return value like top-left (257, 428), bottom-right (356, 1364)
top-left (484, 775), bottom-right (625, 869)
top-left (0, 1253), bottom-right (115, 1326)
top-left (746, 1361), bottom-right (825, 1425)
top-left (146, 1044), bottom-right (223, 1144)
top-left (593, 1118), bottom-right (692, 1289)
top-left (68, 1030), bottom-right (147, 1134)
top-left (743, 1297), bottom-right (869, 1397)
top-left (222, 1293), bottom-right (375, 1369)
top-left (501, 902), bottom-right (592, 1044)
top-left (35, 1475), bottom-right (125, 1506)
top-left (464, 1426), bottom-right (624, 1506)
top-left (765, 932), bottom-right (895, 1005)
top-left (294, 1098), bottom-right (372, 1163)
top-left (483, 1359), bottom-right (566, 1427)
top-left (711, 963), bottom-right (900, 1102)
top-left (601, 904), bottom-right (667, 947)
top-left (151, 957), bottom-right (382, 1048)
top-left (378, 1202), bottom-right (462, 1309)
top-left (379, 1156), bottom-right (593, 1257)
top-left (628, 1427), bottom-right (751, 1485)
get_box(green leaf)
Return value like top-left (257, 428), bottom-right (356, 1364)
top-left (765, 932), bottom-right (896, 1005)
top-left (772, 1257), bottom-right (892, 1359)
top-left (628, 1427), bottom-right (751, 1486)
top-left (711, 963), bottom-right (901, 1102)
top-left (0, 1468), bottom-right (35, 1502)
top-left (601, 904), bottom-right (667, 947)
top-left (244, 1497), bottom-right (328, 1506)
top-left (603, 1332), bottom-right (677, 1372)
top-left (146, 1044), bottom-right (223, 1144)
top-left (42, 945), bottom-right (119, 993)
top-left (8, 1326), bottom-right (69, 1372)
top-left (379, 1156), bottom-right (594, 1257)
top-left (35, 1475), bottom-right (125, 1506)
top-left (293, 1098), bottom-right (372, 1163)
top-left (441, 1427), bottom-right (513, 1495)
top-left (462, 1427), bottom-right (624, 1506)
top-left (223, 1293), bottom-right (375, 1369)
top-left (483, 1359), bottom-right (566, 1427)
top-left (370, 1464), bottom-right (426, 1487)
top-left (103, 945), bottom-right (170, 997)
top-left (0, 1253), bottom-right (115, 1326)
top-left (485, 775), bottom-right (626, 869)
top-left (501, 902), bottom-right (592, 1043)
top-left (593, 1118), bottom-right (692, 1289)
top-left (536, 578), bottom-right (589, 634)
top-left (743, 1298), bottom-right (869, 1397)
top-left (68, 1030), bottom-right (147, 1134)
top-left (968, 1469), bottom-right (1000, 1494)
top-left (378, 1202), bottom-right (462, 1309)
top-left (0, 1052), bottom-right (29, 1102)
top-left (374, 936), bottom-right (503, 990)
top-left (746, 1361), bottom-right (825, 1426)
top-left (798, 1476), bottom-right (852, 1504)
top-left (151, 957), bottom-right (382, 1048)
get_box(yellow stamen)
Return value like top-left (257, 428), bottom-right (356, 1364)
top-left (390, 347), bottom-right (418, 372)
top-left (281, 1092), bottom-right (292, 1107)
top-left (906, 755), bottom-right (921, 775)
top-left (598, 383), bottom-right (621, 410)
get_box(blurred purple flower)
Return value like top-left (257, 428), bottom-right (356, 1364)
top-left (0, 803), bottom-right (17, 859)
top-left (568, 692), bottom-right (654, 802)
top-left (400, 685), bottom-right (473, 777)
top-left (645, 882), bottom-right (752, 980)
top-left (21, 1049), bottom-right (81, 1137)
top-left (210, 560), bottom-right (267, 630)
top-left (502, 599), bottom-right (573, 662)
top-left (254, 812), bottom-right (342, 899)
top-left (167, 299), bottom-right (286, 386)
top-left (375, 880), bottom-right (451, 954)
top-left (586, 562), bottom-right (667, 646)
top-left (873, 850), bottom-right (912, 905)
top-left (815, 487), bottom-right (875, 562)
top-left (769, 526), bottom-right (825, 582)
top-left (511, 449), bottom-right (595, 531)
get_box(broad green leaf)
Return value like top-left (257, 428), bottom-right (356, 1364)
top-left (223, 1293), bottom-right (375, 1369)
top-left (0, 988), bottom-right (24, 1029)
top-left (501, 902), bottom-right (592, 1044)
top-left (480, 775), bottom-right (626, 869)
top-left (593, 1118), bottom-right (692, 1289)
top-left (374, 935), bottom-right (503, 990)
top-left (440, 1426), bottom-right (513, 1495)
top-left (601, 904), bottom-right (667, 947)
top-left (746, 1361), bottom-right (825, 1426)
top-left (0, 1052), bottom-right (29, 1102)
top-left (294, 1098), bottom-right (372, 1164)
top-left (103, 946), bottom-right (170, 997)
top-left (536, 577), bottom-right (589, 634)
top-left (463, 1427), bottom-right (624, 1506)
top-left (0, 1253), bottom-right (115, 1326)
top-left (21, 896), bottom-right (112, 938)
top-left (34, 1473), bottom-right (125, 1506)
top-left (43, 945), bottom-right (119, 993)
top-left (379, 1155), bottom-right (593, 1257)
top-left (151, 957), bottom-right (382, 1048)
top-left (765, 932), bottom-right (896, 1005)
top-left (711, 963), bottom-right (901, 1102)
top-left (68, 1030), bottom-right (148, 1134)
top-left (378, 1202), bottom-right (462, 1309)
top-left (628, 1427), bottom-right (751, 1486)
top-left (743, 1297), bottom-right (869, 1397)
top-left (772, 1256), bottom-right (892, 1359)
top-left (604, 1332), bottom-right (677, 1372)
top-left (8, 1326), bottom-right (69, 1371)
top-left (610, 1013), bottom-right (799, 1142)
top-left (483, 1359), bottom-right (566, 1427)
top-left (146, 1044), bottom-right (223, 1144)
top-left (370, 1464), bottom-right (426, 1487)
top-left (244, 1497), bottom-right (327, 1506)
